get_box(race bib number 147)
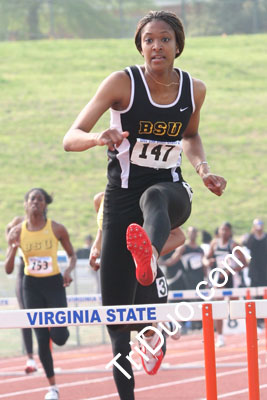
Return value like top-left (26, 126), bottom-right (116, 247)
top-left (130, 139), bottom-right (182, 169)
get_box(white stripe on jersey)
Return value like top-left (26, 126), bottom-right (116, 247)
top-left (188, 72), bottom-right (196, 113)
top-left (115, 138), bottom-right (131, 188)
top-left (109, 67), bottom-right (136, 188)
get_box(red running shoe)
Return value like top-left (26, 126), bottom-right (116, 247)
top-left (126, 223), bottom-right (157, 286)
top-left (139, 329), bottom-right (166, 375)
top-left (25, 358), bottom-right (37, 374)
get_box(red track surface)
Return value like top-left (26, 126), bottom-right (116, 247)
top-left (1, 332), bottom-right (267, 400)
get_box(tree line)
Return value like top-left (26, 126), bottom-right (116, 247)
top-left (0, 0), bottom-right (266, 41)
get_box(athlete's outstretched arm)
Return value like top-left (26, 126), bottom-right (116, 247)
top-left (63, 72), bottom-right (129, 152)
top-left (89, 229), bottom-right (102, 271)
top-left (4, 225), bottom-right (21, 274)
top-left (183, 78), bottom-right (227, 197)
top-left (52, 221), bottom-right (77, 287)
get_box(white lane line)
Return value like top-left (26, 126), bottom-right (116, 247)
top-left (0, 362), bottom-right (109, 383)
top-left (1, 336), bottom-right (265, 398)
top-left (0, 346), bottom-right (251, 383)
top-left (0, 346), bottom-right (262, 384)
top-left (2, 365), bottom-right (266, 399)
top-left (0, 375), bottom-right (116, 398)
top-left (217, 383), bottom-right (267, 399)
top-left (0, 351), bottom-right (110, 372)
top-left (82, 366), bottom-right (267, 400)
top-left (198, 365), bottom-right (267, 399)
top-left (199, 383), bottom-right (267, 399)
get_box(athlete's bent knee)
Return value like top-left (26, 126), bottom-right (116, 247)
top-left (50, 327), bottom-right (69, 346)
top-left (140, 186), bottom-right (165, 210)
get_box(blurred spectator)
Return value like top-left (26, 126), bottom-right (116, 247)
top-left (76, 234), bottom-right (93, 259)
top-left (242, 219), bottom-right (267, 329)
top-left (163, 226), bottom-right (205, 290)
top-left (242, 219), bottom-right (267, 288)
top-left (159, 251), bottom-right (186, 292)
top-left (200, 229), bottom-right (212, 256)
top-left (162, 226), bottom-right (204, 331)
top-left (93, 191), bottom-right (105, 213)
top-left (5, 215), bottom-right (37, 373)
top-left (205, 222), bottom-right (247, 347)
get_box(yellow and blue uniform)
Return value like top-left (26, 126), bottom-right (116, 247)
top-left (21, 219), bottom-right (69, 379)
top-left (20, 219), bottom-right (60, 277)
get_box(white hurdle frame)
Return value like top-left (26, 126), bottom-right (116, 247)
top-left (2, 289), bottom-right (267, 400)
top-left (0, 301), bottom-right (228, 329)
top-left (0, 301), bottom-right (228, 400)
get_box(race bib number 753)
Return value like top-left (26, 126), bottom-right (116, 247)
top-left (27, 256), bottom-right (53, 275)
top-left (130, 139), bottom-right (182, 169)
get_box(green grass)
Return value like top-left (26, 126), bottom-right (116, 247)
top-left (0, 34), bottom-right (266, 258)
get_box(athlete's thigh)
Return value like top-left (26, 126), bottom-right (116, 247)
top-left (101, 185), bottom-right (144, 306)
top-left (152, 181), bottom-right (192, 228)
top-left (45, 275), bottom-right (67, 308)
top-left (23, 276), bottom-right (46, 309)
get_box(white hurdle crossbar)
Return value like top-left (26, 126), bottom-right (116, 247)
top-left (0, 301), bottom-right (228, 329)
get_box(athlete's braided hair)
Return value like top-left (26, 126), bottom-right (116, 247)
top-left (135, 10), bottom-right (185, 59)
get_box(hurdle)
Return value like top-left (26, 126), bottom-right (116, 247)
top-left (0, 287), bottom-right (262, 354)
top-left (0, 301), bottom-right (228, 400)
top-left (1, 292), bottom-right (266, 399)
top-left (255, 287), bottom-right (267, 355)
top-left (230, 299), bottom-right (267, 400)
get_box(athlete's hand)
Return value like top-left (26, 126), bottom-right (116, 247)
top-left (202, 173), bottom-right (227, 196)
top-left (89, 247), bottom-right (101, 271)
top-left (63, 268), bottom-right (73, 287)
top-left (95, 129), bottom-right (129, 151)
top-left (7, 227), bottom-right (20, 249)
top-left (8, 239), bottom-right (20, 250)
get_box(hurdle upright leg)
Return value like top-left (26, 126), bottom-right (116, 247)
top-left (246, 302), bottom-right (260, 400)
top-left (202, 303), bottom-right (218, 400)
